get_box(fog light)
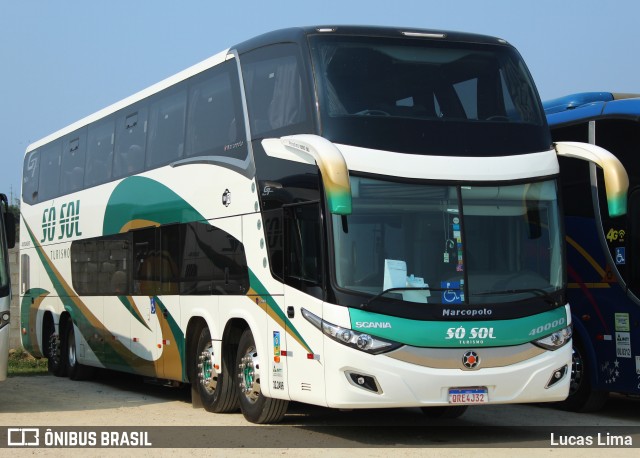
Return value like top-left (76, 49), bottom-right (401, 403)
top-left (345, 371), bottom-right (382, 394)
top-left (546, 364), bottom-right (568, 388)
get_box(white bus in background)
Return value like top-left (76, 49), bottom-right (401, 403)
top-left (0, 193), bottom-right (16, 381)
top-left (19, 26), bottom-right (628, 423)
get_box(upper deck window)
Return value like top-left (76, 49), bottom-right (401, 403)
top-left (310, 35), bottom-right (550, 156)
top-left (241, 43), bottom-right (313, 139)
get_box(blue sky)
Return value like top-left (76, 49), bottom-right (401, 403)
top-left (2, 0), bottom-right (638, 205)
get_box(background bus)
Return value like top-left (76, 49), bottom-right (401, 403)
top-left (546, 92), bottom-right (640, 411)
top-left (0, 193), bottom-right (16, 381)
top-left (19, 27), bottom-right (622, 423)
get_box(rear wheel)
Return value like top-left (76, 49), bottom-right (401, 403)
top-left (46, 322), bottom-right (65, 377)
top-left (420, 405), bottom-right (468, 419)
top-left (236, 328), bottom-right (288, 424)
top-left (65, 318), bottom-right (94, 381)
top-left (192, 326), bottom-right (238, 413)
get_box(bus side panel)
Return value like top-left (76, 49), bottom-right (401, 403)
top-left (282, 286), bottom-right (326, 406)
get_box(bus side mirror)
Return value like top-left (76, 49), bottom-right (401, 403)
top-left (555, 141), bottom-right (629, 217)
top-left (262, 135), bottom-right (352, 215)
top-left (4, 212), bottom-right (15, 249)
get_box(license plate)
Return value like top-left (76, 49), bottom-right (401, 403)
top-left (448, 387), bottom-right (488, 404)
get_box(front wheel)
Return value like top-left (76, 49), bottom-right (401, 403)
top-left (557, 340), bottom-right (608, 412)
top-left (236, 328), bottom-right (288, 424)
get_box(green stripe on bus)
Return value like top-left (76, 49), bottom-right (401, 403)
top-left (350, 307), bottom-right (567, 348)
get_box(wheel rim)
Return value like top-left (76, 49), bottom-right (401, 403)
top-left (238, 344), bottom-right (260, 403)
top-left (68, 326), bottom-right (77, 368)
top-left (569, 345), bottom-right (583, 395)
top-left (48, 333), bottom-right (60, 367)
top-left (198, 343), bottom-right (218, 393)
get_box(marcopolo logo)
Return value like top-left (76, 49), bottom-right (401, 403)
top-left (41, 200), bottom-right (82, 243)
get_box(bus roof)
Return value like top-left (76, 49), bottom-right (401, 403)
top-left (232, 25), bottom-right (510, 53)
top-left (26, 25), bottom-right (513, 154)
top-left (544, 92), bottom-right (640, 127)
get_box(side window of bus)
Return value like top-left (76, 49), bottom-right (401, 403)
top-left (180, 222), bottom-right (215, 294)
top-left (114, 106), bottom-right (148, 178)
top-left (38, 141), bottom-right (62, 201)
top-left (61, 129), bottom-right (87, 194)
top-left (263, 209), bottom-right (284, 281)
top-left (179, 221), bottom-right (249, 295)
top-left (22, 150), bottom-right (40, 204)
top-left (241, 43), bottom-right (311, 138)
top-left (185, 60), bottom-right (248, 160)
top-left (132, 227), bottom-right (158, 295)
top-left (86, 118), bottom-right (115, 188)
top-left (158, 223), bottom-right (180, 295)
top-left (147, 88), bottom-right (187, 169)
top-left (70, 234), bottom-right (131, 295)
top-left (284, 203), bottom-right (323, 296)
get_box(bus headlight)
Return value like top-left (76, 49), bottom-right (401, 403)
top-left (532, 325), bottom-right (572, 350)
top-left (302, 308), bottom-right (402, 355)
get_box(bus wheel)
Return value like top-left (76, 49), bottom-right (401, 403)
top-left (236, 328), bottom-right (288, 424)
top-left (420, 405), bottom-right (468, 419)
top-left (558, 341), bottom-right (607, 412)
top-left (46, 328), bottom-right (65, 377)
top-left (194, 326), bottom-right (238, 413)
top-left (65, 319), bottom-right (94, 381)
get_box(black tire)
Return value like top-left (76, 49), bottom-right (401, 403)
top-left (45, 319), bottom-right (66, 377)
top-left (236, 328), bottom-right (288, 424)
top-left (192, 326), bottom-right (238, 413)
top-left (65, 318), bottom-right (94, 381)
top-left (557, 340), bottom-right (608, 412)
top-left (420, 405), bottom-right (468, 419)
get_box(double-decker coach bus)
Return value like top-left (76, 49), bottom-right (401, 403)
top-left (20, 27), bottom-right (627, 423)
top-left (546, 92), bottom-right (640, 411)
top-left (0, 193), bottom-right (16, 381)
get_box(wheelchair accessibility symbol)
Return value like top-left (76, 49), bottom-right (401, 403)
top-left (442, 290), bottom-right (463, 304)
top-left (615, 247), bottom-right (626, 265)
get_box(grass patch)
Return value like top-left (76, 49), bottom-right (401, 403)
top-left (8, 348), bottom-right (48, 376)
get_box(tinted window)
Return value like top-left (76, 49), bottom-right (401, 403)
top-left (61, 130), bottom-right (87, 194)
top-left (70, 221), bottom-right (249, 296)
top-left (180, 222), bottom-right (217, 294)
top-left (71, 234), bottom-right (131, 296)
top-left (310, 35), bottom-right (550, 156)
top-left (132, 227), bottom-right (158, 295)
top-left (114, 107), bottom-right (148, 178)
top-left (284, 203), bottom-right (323, 289)
top-left (147, 88), bottom-right (187, 169)
top-left (241, 43), bottom-right (311, 138)
top-left (22, 150), bottom-right (40, 204)
top-left (86, 118), bottom-right (115, 187)
top-left (185, 61), bottom-right (248, 160)
top-left (38, 141), bottom-right (62, 201)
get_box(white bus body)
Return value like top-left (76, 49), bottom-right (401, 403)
top-left (19, 26), bottom-right (628, 422)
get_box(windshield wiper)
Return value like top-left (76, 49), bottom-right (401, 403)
top-left (361, 286), bottom-right (449, 308)
top-left (470, 288), bottom-right (560, 306)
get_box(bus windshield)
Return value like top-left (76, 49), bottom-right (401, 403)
top-left (332, 177), bottom-right (563, 305)
top-left (310, 35), bottom-right (550, 156)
